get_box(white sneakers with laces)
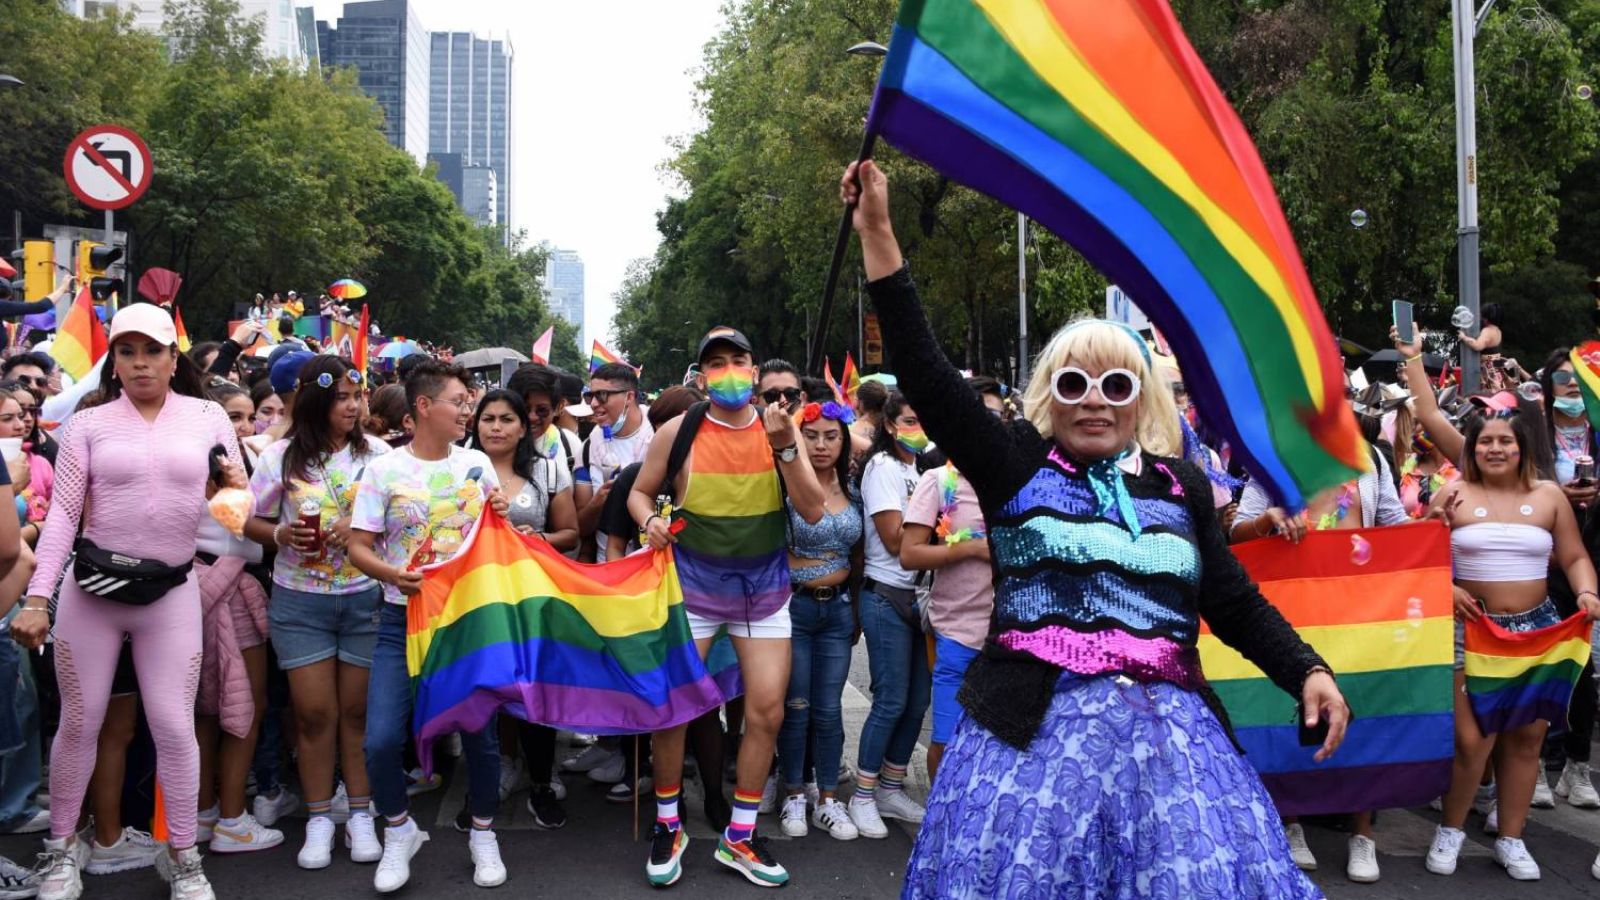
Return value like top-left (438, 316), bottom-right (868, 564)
top-left (85, 827), bottom-right (160, 875)
top-left (374, 823), bottom-right (429, 893)
top-left (1556, 760), bottom-right (1600, 808)
top-left (468, 830), bottom-right (506, 888)
top-left (1492, 836), bottom-right (1540, 880)
top-left (207, 812), bottom-right (283, 854)
top-left (560, 743), bottom-right (614, 774)
top-left (251, 787), bottom-right (300, 828)
top-left (779, 794), bottom-right (808, 838)
top-left (37, 837), bottom-right (88, 900)
top-left (587, 753), bottom-right (626, 785)
top-left (346, 812), bottom-right (383, 864)
top-left (811, 798), bottom-right (860, 841)
top-left (875, 790), bottom-right (926, 824)
top-left (156, 846), bottom-right (214, 900)
top-left (298, 816), bottom-right (336, 870)
top-left (757, 773), bottom-right (779, 815)
top-left (1530, 764), bottom-right (1556, 809)
top-left (1284, 823), bottom-right (1316, 871)
top-left (846, 796), bottom-right (888, 840)
top-left (1345, 834), bottom-right (1379, 883)
top-left (1426, 825), bottom-right (1466, 875)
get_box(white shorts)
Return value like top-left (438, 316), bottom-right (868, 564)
top-left (685, 602), bottom-right (792, 641)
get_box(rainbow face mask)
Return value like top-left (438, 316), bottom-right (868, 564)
top-left (896, 424), bottom-right (930, 456)
top-left (706, 365), bottom-right (755, 410)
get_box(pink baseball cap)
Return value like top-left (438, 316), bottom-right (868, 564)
top-left (106, 303), bottom-right (178, 347)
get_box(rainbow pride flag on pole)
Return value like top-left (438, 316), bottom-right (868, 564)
top-left (1463, 611), bottom-right (1592, 736)
top-left (589, 339), bottom-right (633, 375)
top-left (52, 284), bottom-right (107, 381)
top-left (868, 0), bottom-right (1367, 507)
top-left (407, 510), bottom-right (737, 774)
top-left (1199, 523), bottom-right (1455, 816)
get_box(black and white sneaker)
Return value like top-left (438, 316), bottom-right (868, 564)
top-left (526, 787), bottom-right (567, 830)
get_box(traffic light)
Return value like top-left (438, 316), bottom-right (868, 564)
top-left (77, 241), bottom-right (123, 302)
top-left (21, 240), bottom-right (54, 301)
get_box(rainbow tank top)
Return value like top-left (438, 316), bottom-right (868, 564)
top-left (675, 413), bottom-right (790, 622)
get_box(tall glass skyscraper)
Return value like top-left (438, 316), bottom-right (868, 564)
top-left (542, 245), bottom-right (586, 347)
top-left (429, 31), bottom-right (513, 239)
top-left (317, 0), bottom-right (430, 162)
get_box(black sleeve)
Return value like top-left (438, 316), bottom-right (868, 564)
top-left (1178, 461), bottom-right (1327, 698)
top-left (209, 339), bottom-right (244, 377)
top-left (0, 299), bottom-right (55, 318)
top-left (866, 265), bottom-right (1024, 502)
top-left (601, 463), bottom-right (643, 537)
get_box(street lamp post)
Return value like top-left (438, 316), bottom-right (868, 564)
top-left (1452, 0), bottom-right (1492, 393)
top-left (1017, 212), bottom-right (1029, 386)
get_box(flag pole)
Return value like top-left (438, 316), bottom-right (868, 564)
top-left (808, 129), bottom-right (879, 376)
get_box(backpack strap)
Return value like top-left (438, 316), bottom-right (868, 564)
top-left (657, 401), bottom-right (711, 501)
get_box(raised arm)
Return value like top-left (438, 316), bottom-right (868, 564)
top-left (1392, 327), bottom-right (1465, 464)
top-left (846, 161), bottom-right (1017, 498)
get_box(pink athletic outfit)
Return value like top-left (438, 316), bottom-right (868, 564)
top-left (28, 392), bottom-right (241, 848)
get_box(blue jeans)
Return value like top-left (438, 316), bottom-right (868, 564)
top-left (365, 602), bottom-right (499, 820)
top-left (856, 587), bottom-right (931, 776)
top-left (777, 592), bottom-right (855, 789)
top-left (0, 636), bottom-right (42, 832)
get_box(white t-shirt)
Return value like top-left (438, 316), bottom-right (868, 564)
top-left (579, 415), bottom-right (655, 562)
top-left (352, 444), bottom-right (499, 605)
top-left (861, 451), bottom-right (920, 589)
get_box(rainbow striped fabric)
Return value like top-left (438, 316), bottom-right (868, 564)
top-left (407, 510), bottom-right (737, 774)
top-left (53, 284), bottom-right (106, 381)
top-left (1568, 342), bottom-right (1600, 432)
top-left (1463, 610), bottom-right (1592, 736)
top-left (1199, 523), bottom-right (1454, 816)
top-left (589, 339), bottom-right (633, 375)
top-left (867, 0), bottom-right (1366, 508)
top-left (674, 416), bottom-right (790, 622)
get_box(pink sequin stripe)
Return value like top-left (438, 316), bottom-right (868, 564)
top-left (1046, 445), bottom-right (1078, 474)
top-left (997, 626), bottom-right (1205, 690)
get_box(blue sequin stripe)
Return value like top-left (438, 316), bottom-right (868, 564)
top-left (994, 569), bottom-right (1199, 641)
top-left (990, 518), bottom-right (1201, 584)
top-left (997, 465), bottom-right (1191, 532)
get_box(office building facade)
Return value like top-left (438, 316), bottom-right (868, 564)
top-left (542, 245), bottom-right (586, 345)
top-left (428, 31), bottom-right (512, 237)
top-left (318, 0), bottom-right (430, 162)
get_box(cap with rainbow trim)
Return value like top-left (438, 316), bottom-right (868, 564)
top-left (696, 326), bottom-right (753, 362)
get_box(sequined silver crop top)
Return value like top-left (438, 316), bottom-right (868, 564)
top-left (787, 495), bottom-right (863, 584)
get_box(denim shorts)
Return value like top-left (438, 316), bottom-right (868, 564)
top-left (1454, 597), bottom-right (1562, 669)
top-left (930, 631), bottom-right (980, 744)
top-left (268, 583), bottom-right (382, 670)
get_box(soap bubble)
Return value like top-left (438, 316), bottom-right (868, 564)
top-left (1349, 209), bottom-right (1369, 229)
top-left (1451, 306), bottom-right (1475, 330)
top-left (1579, 84), bottom-right (1594, 101)
top-left (1349, 534), bottom-right (1372, 566)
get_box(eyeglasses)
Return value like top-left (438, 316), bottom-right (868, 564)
top-left (1050, 367), bottom-right (1142, 407)
top-left (761, 388), bottom-right (803, 406)
top-left (1552, 371), bottom-right (1577, 385)
top-left (529, 404), bottom-right (555, 420)
top-left (12, 376), bottom-right (45, 389)
top-left (429, 395), bottom-right (473, 411)
top-left (583, 388), bottom-right (627, 405)
top-left (17, 406), bottom-right (37, 417)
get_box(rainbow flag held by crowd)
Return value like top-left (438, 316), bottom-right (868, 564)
top-left (1568, 342), bottom-right (1600, 432)
top-left (1199, 523), bottom-right (1455, 817)
top-left (52, 284), bottom-right (107, 381)
top-left (866, 0), bottom-right (1367, 508)
top-left (407, 510), bottom-right (738, 774)
top-left (1463, 610), bottom-right (1592, 736)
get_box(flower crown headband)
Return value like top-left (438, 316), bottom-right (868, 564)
top-left (800, 401), bottom-right (855, 425)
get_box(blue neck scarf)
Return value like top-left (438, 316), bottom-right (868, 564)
top-left (1086, 446), bottom-right (1142, 538)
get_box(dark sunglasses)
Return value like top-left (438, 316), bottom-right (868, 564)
top-left (761, 388), bottom-right (803, 406)
top-left (528, 404), bottom-right (555, 420)
top-left (12, 375), bottom-right (45, 389)
top-left (583, 388), bottom-right (627, 405)
top-left (1552, 371), bottom-right (1577, 385)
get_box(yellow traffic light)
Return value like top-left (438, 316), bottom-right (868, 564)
top-left (76, 242), bottom-right (124, 302)
top-left (21, 240), bottom-right (53, 301)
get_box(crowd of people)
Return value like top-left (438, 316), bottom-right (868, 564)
top-left (0, 160), bottom-right (1590, 900)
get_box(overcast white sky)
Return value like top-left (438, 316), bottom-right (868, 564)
top-left (309, 0), bottom-right (728, 347)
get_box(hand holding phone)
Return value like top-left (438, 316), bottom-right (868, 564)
top-left (1392, 300), bottom-right (1415, 346)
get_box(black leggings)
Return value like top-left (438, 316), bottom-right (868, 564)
top-left (517, 722), bottom-right (557, 779)
top-left (1565, 661), bottom-right (1596, 763)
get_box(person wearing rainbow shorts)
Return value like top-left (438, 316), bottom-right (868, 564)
top-left (628, 327), bottom-right (825, 888)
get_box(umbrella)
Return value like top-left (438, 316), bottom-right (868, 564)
top-left (1337, 336), bottom-right (1375, 359)
top-left (137, 268), bottom-right (183, 305)
top-left (328, 279), bottom-right (367, 300)
top-left (455, 347), bottom-right (529, 369)
top-left (378, 340), bottom-right (422, 360)
top-left (1362, 348), bottom-right (1447, 377)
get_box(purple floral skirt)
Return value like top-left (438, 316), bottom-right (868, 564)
top-left (904, 675), bottom-right (1322, 899)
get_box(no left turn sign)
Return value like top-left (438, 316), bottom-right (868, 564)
top-left (62, 124), bottom-right (153, 211)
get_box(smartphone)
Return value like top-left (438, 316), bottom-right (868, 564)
top-left (1392, 300), bottom-right (1415, 345)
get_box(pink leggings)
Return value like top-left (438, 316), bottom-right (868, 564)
top-left (50, 577), bottom-right (203, 846)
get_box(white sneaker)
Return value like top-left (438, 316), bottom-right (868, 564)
top-left (838, 761), bottom-right (854, 785)
top-left (1531, 764), bottom-right (1556, 809)
top-left (1472, 781), bottom-right (1496, 816)
top-left (298, 816), bottom-right (335, 870)
top-left (156, 846), bottom-right (214, 900)
top-left (587, 752), bottom-right (625, 785)
top-left (405, 768), bottom-right (443, 797)
top-left (0, 855), bottom-right (42, 900)
top-left (374, 823), bottom-right (429, 893)
top-left (1426, 826), bottom-right (1466, 875)
top-left (497, 757), bottom-right (531, 802)
top-left (251, 787), bottom-right (299, 828)
top-left (86, 827), bottom-right (159, 875)
top-left (1591, 849), bottom-right (1599, 880)
top-left (757, 773), bottom-right (779, 814)
top-left (37, 837), bottom-right (88, 900)
top-left (5, 810), bottom-right (48, 834)
top-left (548, 772), bottom-right (567, 801)
top-left (779, 794), bottom-right (808, 838)
top-left (195, 805), bottom-right (218, 844)
top-left (330, 783), bottom-right (351, 825)
top-left (811, 798), bottom-right (859, 841)
top-left (208, 813), bottom-right (283, 854)
top-left (560, 744), bottom-right (614, 773)
top-left (847, 796), bottom-right (888, 839)
top-left (1557, 760), bottom-right (1600, 809)
top-left (877, 790), bottom-right (926, 825)
top-left (1484, 800), bottom-right (1498, 835)
top-left (804, 782), bottom-right (820, 810)
top-left (1285, 823), bottom-right (1316, 871)
top-left (1346, 834), bottom-right (1379, 883)
top-left (1493, 836), bottom-right (1540, 880)
top-left (346, 812), bottom-right (382, 864)
top-left (469, 830), bottom-right (506, 888)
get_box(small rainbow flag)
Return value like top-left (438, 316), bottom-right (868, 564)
top-left (1568, 342), bottom-right (1600, 432)
top-left (841, 352), bottom-right (861, 404)
top-left (867, 0), bottom-right (1367, 508)
top-left (589, 339), bottom-right (637, 375)
top-left (1463, 610), bottom-right (1592, 736)
top-left (407, 510), bottom-right (738, 774)
top-left (352, 304), bottom-right (370, 380)
top-left (1200, 523), bottom-right (1455, 816)
top-left (52, 284), bottom-right (107, 381)
top-left (174, 308), bottom-right (192, 353)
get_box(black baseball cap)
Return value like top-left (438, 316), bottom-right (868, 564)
top-left (696, 326), bottom-right (753, 362)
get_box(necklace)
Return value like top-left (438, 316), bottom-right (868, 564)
top-left (1313, 482), bottom-right (1358, 531)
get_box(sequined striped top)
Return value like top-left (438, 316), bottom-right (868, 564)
top-left (867, 265), bottom-right (1327, 747)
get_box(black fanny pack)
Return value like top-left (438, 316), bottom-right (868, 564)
top-left (73, 539), bottom-right (193, 606)
top-left (865, 579), bottom-right (923, 631)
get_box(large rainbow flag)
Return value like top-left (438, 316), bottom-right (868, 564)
top-left (1568, 342), bottom-right (1600, 432)
top-left (407, 510), bottom-right (737, 774)
top-left (1463, 610), bottom-right (1592, 736)
top-left (867, 0), bottom-right (1366, 507)
top-left (1199, 523), bottom-right (1455, 816)
top-left (52, 284), bottom-right (107, 381)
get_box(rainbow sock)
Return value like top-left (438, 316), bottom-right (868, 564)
top-left (724, 789), bottom-right (761, 844)
top-left (854, 770), bottom-right (879, 802)
top-left (347, 794), bottom-right (372, 815)
top-left (655, 783), bottom-right (682, 831)
top-left (307, 798), bottom-right (333, 818)
top-left (880, 762), bottom-right (907, 796)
